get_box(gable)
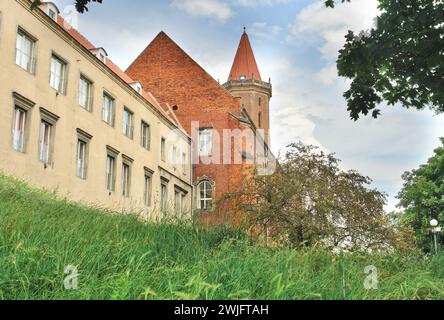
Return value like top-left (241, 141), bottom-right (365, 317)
top-left (126, 32), bottom-right (240, 109)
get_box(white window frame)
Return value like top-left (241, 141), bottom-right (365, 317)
top-left (12, 107), bottom-right (27, 153)
top-left (161, 137), bottom-right (166, 162)
top-left (15, 29), bottom-right (36, 74)
top-left (141, 121), bottom-right (151, 150)
top-left (39, 121), bottom-right (51, 164)
top-left (198, 181), bottom-right (213, 210)
top-left (102, 93), bottom-right (115, 126)
top-left (78, 75), bottom-right (92, 111)
top-left (182, 152), bottom-right (187, 173)
top-left (50, 54), bottom-right (67, 94)
top-left (161, 180), bottom-right (168, 212)
top-left (144, 173), bottom-right (152, 207)
top-left (76, 139), bottom-right (87, 179)
top-left (106, 154), bottom-right (116, 192)
top-left (199, 129), bottom-right (213, 156)
top-left (122, 162), bottom-right (131, 197)
top-left (122, 108), bottom-right (134, 139)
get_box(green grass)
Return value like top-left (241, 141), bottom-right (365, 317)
top-left (0, 174), bottom-right (443, 300)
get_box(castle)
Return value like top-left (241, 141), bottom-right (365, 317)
top-left (0, 0), bottom-right (273, 223)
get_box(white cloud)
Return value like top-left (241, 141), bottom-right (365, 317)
top-left (315, 64), bottom-right (338, 86)
top-left (234, 0), bottom-right (291, 7)
top-left (289, 0), bottom-right (378, 60)
top-left (172, 0), bottom-right (233, 22)
top-left (249, 22), bottom-right (282, 39)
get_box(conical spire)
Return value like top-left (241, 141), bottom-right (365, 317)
top-left (228, 30), bottom-right (262, 82)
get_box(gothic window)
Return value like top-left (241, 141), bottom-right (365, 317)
top-left (198, 180), bottom-right (213, 210)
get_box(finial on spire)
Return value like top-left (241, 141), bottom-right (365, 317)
top-left (243, 26), bottom-right (246, 32)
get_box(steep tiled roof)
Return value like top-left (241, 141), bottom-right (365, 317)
top-left (228, 31), bottom-right (262, 81)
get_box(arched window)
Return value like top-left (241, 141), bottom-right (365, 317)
top-left (198, 181), bottom-right (213, 210)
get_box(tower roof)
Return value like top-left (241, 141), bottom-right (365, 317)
top-left (228, 30), bottom-right (262, 82)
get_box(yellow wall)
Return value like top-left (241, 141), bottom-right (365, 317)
top-left (0, 0), bottom-right (193, 217)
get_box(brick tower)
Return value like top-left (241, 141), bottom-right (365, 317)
top-left (223, 30), bottom-right (272, 145)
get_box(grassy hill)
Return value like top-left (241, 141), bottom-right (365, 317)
top-left (0, 174), bottom-right (443, 300)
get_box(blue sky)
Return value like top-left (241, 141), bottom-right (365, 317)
top-left (54, 0), bottom-right (444, 210)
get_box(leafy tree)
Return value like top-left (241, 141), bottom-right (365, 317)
top-left (222, 142), bottom-right (414, 252)
top-left (31, 0), bottom-right (102, 13)
top-left (398, 138), bottom-right (444, 252)
top-left (325, 0), bottom-right (444, 120)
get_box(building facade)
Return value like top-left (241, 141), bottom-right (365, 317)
top-left (0, 0), bottom-right (193, 217)
top-left (126, 30), bottom-right (273, 224)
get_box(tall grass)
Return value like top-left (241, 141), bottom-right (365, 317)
top-left (0, 174), bottom-right (443, 300)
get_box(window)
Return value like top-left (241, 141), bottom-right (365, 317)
top-left (106, 146), bottom-right (119, 192)
top-left (141, 121), bottom-right (151, 150)
top-left (39, 108), bottom-right (59, 165)
top-left (106, 156), bottom-right (115, 191)
top-left (259, 97), bottom-right (262, 106)
top-left (12, 107), bottom-right (27, 153)
top-left (174, 188), bottom-right (187, 215)
top-left (258, 112), bottom-right (262, 128)
top-left (76, 129), bottom-right (92, 179)
top-left (76, 140), bottom-right (87, 178)
top-left (161, 137), bottom-right (166, 161)
top-left (122, 163), bottom-right (131, 197)
top-left (172, 146), bottom-right (177, 165)
top-left (182, 152), bottom-right (187, 173)
top-left (199, 129), bottom-right (213, 156)
top-left (175, 189), bottom-right (181, 214)
top-left (11, 92), bottom-right (36, 153)
top-left (181, 193), bottom-right (187, 213)
top-left (131, 82), bottom-right (143, 94)
top-left (144, 168), bottom-right (153, 207)
top-left (121, 155), bottom-right (133, 197)
top-left (198, 181), bottom-right (213, 210)
top-left (161, 180), bottom-right (168, 212)
top-left (16, 29), bottom-right (36, 74)
top-left (78, 76), bottom-right (92, 110)
top-left (48, 9), bottom-right (56, 20)
top-left (122, 108), bottom-right (134, 139)
top-left (102, 93), bottom-right (115, 126)
top-left (39, 121), bottom-right (51, 164)
top-left (50, 54), bottom-right (67, 94)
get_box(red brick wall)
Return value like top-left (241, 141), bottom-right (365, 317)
top-left (126, 32), bottom-right (252, 224)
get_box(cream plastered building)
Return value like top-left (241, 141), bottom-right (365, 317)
top-left (0, 0), bottom-right (193, 217)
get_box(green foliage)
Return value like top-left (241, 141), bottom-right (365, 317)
top-left (398, 138), bottom-right (444, 252)
top-left (225, 142), bottom-right (414, 251)
top-left (0, 174), bottom-right (441, 300)
top-left (328, 0), bottom-right (444, 120)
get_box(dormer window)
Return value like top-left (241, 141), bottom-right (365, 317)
top-left (41, 2), bottom-right (60, 21)
top-left (90, 48), bottom-right (108, 64)
top-left (130, 82), bottom-right (143, 94)
top-left (48, 9), bottom-right (56, 20)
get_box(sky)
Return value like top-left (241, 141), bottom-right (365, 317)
top-left (54, 0), bottom-right (444, 211)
